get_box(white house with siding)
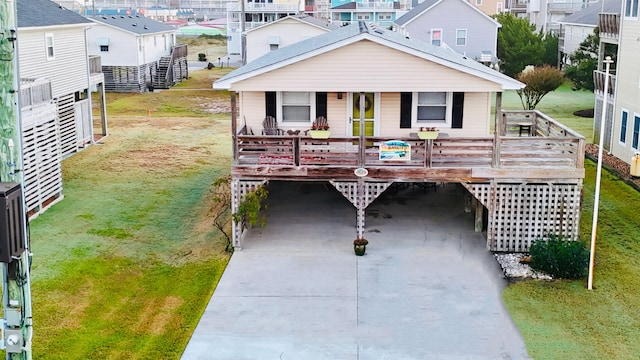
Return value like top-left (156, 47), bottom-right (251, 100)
top-left (213, 22), bottom-right (588, 253)
top-left (17, 0), bottom-right (108, 217)
top-left (394, 0), bottom-right (501, 64)
top-left (86, 15), bottom-right (187, 92)
top-left (245, 14), bottom-right (337, 63)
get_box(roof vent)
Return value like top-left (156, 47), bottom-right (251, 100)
top-left (144, 25), bottom-right (148, 29)
top-left (132, 23), bottom-right (137, 26)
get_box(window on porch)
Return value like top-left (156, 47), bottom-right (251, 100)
top-left (279, 92), bottom-right (313, 125)
top-left (414, 92), bottom-right (451, 127)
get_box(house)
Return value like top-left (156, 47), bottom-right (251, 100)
top-left (226, 0), bottom-right (302, 58)
top-left (594, 0), bottom-right (640, 168)
top-left (329, 0), bottom-right (406, 28)
top-left (466, 0), bottom-right (506, 16)
top-left (557, 0), bottom-right (621, 66)
top-left (213, 21), bottom-right (586, 252)
top-left (86, 14), bottom-right (188, 92)
top-left (245, 14), bottom-right (337, 63)
top-left (527, 0), bottom-right (600, 34)
top-left (16, 0), bottom-right (108, 217)
top-left (394, 0), bottom-right (501, 64)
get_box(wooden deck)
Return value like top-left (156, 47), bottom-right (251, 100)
top-left (232, 110), bottom-right (585, 183)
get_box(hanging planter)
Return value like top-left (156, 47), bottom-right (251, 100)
top-left (353, 238), bottom-right (369, 256)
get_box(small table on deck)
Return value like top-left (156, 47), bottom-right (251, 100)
top-left (517, 122), bottom-right (533, 137)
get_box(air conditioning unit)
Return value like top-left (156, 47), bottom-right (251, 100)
top-left (0, 183), bottom-right (26, 263)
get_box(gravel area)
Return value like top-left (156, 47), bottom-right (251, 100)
top-left (494, 253), bottom-right (552, 280)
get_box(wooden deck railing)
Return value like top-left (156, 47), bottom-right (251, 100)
top-left (599, 13), bottom-right (620, 39)
top-left (233, 111), bottom-right (585, 178)
top-left (20, 78), bottom-right (53, 108)
top-left (593, 70), bottom-right (616, 96)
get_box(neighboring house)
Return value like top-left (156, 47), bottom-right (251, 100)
top-left (86, 14), bottom-right (188, 92)
top-left (467, 0), bottom-right (507, 16)
top-left (245, 14), bottom-right (337, 63)
top-left (213, 21), bottom-right (586, 252)
top-left (395, 0), bottom-right (501, 64)
top-left (527, 0), bottom-right (600, 34)
top-left (329, 0), bottom-right (404, 28)
top-left (226, 0), bottom-right (302, 57)
top-left (595, 0), bottom-right (640, 168)
top-left (557, 0), bottom-right (620, 66)
top-left (16, 0), bottom-right (108, 217)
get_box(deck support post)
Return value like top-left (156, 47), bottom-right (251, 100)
top-left (475, 200), bottom-right (484, 232)
top-left (231, 92), bottom-right (238, 162)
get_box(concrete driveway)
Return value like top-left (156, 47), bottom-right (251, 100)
top-left (181, 182), bottom-right (530, 359)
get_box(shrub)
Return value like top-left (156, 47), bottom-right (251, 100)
top-left (529, 235), bottom-right (589, 279)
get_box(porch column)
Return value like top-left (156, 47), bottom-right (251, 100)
top-left (493, 92), bottom-right (502, 168)
top-left (98, 82), bottom-right (108, 137)
top-left (358, 91), bottom-right (365, 166)
top-left (231, 92), bottom-right (238, 162)
top-left (357, 178), bottom-right (365, 239)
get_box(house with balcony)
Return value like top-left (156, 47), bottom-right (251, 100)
top-left (16, 0), bottom-right (108, 217)
top-left (528, 0), bottom-right (600, 34)
top-left (245, 14), bottom-right (337, 63)
top-left (329, 0), bottom-right (408, 28)
top-left (213, 21), bottom-right (586, 252)
top-left (594, 0), bottom-right (640, 167)
top-left (394, 0), bottom-right (501, 64)
top-left (226, 0), bottom-right (303, 58)
top-left (86, 14), bottom-right (188, 92)
top-left (467, 0), bottom-right (507, 16)
top-left (557, 0), bottom-right (620, 67)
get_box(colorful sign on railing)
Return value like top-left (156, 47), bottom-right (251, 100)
top-left (379, 140), bottom-right (411, 161)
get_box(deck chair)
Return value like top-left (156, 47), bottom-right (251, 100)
top-left (262, 116), bottom-right (281, 135)
top-left (314, 116), bottom-right (328, 129)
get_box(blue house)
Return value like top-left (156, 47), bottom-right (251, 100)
top-left (329, 0), bottom-right (404, 28)
top-left (394, 0), bottom-right (501, 64)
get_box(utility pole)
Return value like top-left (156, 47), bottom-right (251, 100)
top-left (0, 1), bottom-right (34, 359)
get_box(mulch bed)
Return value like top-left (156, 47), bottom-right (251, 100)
top-left (585, 144), bottom-right (640, 192)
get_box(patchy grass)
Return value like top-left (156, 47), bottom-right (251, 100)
top-left (25, 67), bottom-right (237, 358)
top-left (503, 160), bottom-right (640, 359)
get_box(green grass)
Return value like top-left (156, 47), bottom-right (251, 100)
top-left (22, 68), bottom-right (236, 359)
top-left (500, 82), bottom-right (596, 142)
top-left (502, 83), bottom-right (640, 359)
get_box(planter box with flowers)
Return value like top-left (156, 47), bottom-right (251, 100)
top-left (417, 127), bottom-right (439, 140)
top-left (309, 124), bottom-right (330, 139)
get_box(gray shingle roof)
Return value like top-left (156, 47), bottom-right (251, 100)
top-left (90, 14), bottom-right (175, 34)
top-left (559, 0), bottom-right (621, 26)
top-left (17, 0), bottom-right (92, 28)
top-left (215, 22), bottom-right (522, 90)
top-left (395, 0), bottom-right (439, 26)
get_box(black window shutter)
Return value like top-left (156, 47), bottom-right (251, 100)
top-left (265, 92), bottom-right (276, 118)
top-left (400, 92), bottom-right (412, 128)
top-left (316, 92), bottom-right (327, 118)
top-left (452, 92), bottom-right (464, 129)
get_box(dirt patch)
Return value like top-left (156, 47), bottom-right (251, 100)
top-left (134, 296), bottom-right (185, 336)
top-left (574, 109), bottom-right (594, 118)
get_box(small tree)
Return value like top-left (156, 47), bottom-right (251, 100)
top-left (564, 28), bottom-right (616, 91)
top-left (210, 175), bottom-right (233, 252)
top-left (516, 66), bottom-right (565, 110)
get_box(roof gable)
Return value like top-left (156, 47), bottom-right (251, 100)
top-left (246, 14), bottom-right (337, 34)
top-left (90, 15), bottom-right (175, 35)
top-left (17, 0), bottom-right (92, 28)
top-left (215, 22), bottom-right (522, 90)
top-left (395, 0), bottom-right (499, 28)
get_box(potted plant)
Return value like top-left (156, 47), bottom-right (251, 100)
top-left (353, 238), bottom-right (369, 256)
top-left (309, 123), bottom-right (331, 139)
top-left (417, 127), bottom-right (439, 140)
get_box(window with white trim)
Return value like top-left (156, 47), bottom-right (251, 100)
top-left (497, 2), bottom-right (503, 12)
top-left (620, 110), bottom-right (628, 145)
top-left (45, 33), bottom-right (55, 60)
top-left (476, 0), bottom-right (482, 5)
top-left (413, 92), bottom-right (451, 127)
top-left (626, 0), bottom-right (639, 17)
top-left (431, 29), bottom-right (442, 46)
top-left (279, 92), bottom-right (314, 124)
top-left (456, 29), bottom-right (467, 46)
top-left (379, 13), bottom-right (392, 20)
top-left (633, 114), bottom-right (640, 150)
top-left (100, 45), bottom-right (109, 52)
top-left (357, 14), bottom-right (371, 20)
